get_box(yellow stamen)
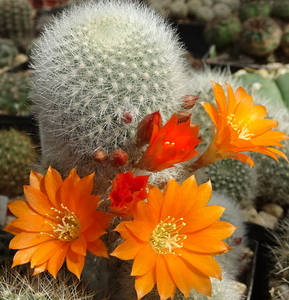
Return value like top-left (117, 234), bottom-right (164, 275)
top-left (149, 216), bottom-right (186, 255)
top-left (227, 114), bottom-right (254, 140)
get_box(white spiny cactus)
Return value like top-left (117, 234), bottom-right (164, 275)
top-left (30, 0), bottom-right (194, 194)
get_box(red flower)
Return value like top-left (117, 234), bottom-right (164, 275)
top-left (136, 113), bottom-right (201, 172)
top-left (108, 171), bottom-right (150, 220)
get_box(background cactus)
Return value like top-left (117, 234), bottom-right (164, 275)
top-left (0, 129), bottom-right (36, 197)
top-left (204, 15), bottom-right (241, 50)
top-left (239, 0), bottom-right (271, 22)
top-left (239, 16), bottom-right (282, 57)
top-left (0, 39), bottom-right (19, 68)
top-left (0, 0), bottom-right (34, 52)
top-left (271, 0), bottom-right (289, 20)
top-left (0, 72), bottom-right (31, 115)
top-left (30, 0), bottom-right (195, 195)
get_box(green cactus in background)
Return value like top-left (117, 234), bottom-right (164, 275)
top-left (0, 0), bottom-right (34, 51)
top-left (0, 39), bottom-right (19, 68)
top-left (30, 0), bottom-right (194, 194)
top-left (271, 0), bottom-right (289, 20)
top-left (239, 16), bottom-right (282, 57)
top-left (0, 129), bottom-right (36, 197)
top-left (281, 24), bottom-right (289, 58)
top-left (239, 0), bottom-right (271, 22)
top-left (0, 72), bottom-right (31, 115)
top-left (204, 15), bottom-right (241, 49)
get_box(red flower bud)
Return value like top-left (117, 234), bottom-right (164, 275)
top-left (109, 149), bottom-right (129, 167)
top-left (121, 112), bottom-right (133, 124)
top-left (181, 95), bottom-right (199, 109)
top-left (136, 111), bottom-right (162, 147)
top-left (92, 149), bottom-right (107, 163)
top-left (175, 111), bottom-right (192, 124)
top-left (234, 237), bottom-right (243, 245)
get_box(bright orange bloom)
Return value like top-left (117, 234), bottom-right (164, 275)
top-left (110, 175), bottom-right (235, 300)
top-left (193, 82), bottom-right (289, 169)
top-left (108, 171), bottom-right (150, 220)
top-left (136, 113), bottom-right (201, 172)
top-left (3, 167), bottom-right (113, 279)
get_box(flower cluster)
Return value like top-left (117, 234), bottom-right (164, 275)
top-left (3, 83), bottom-right (289, 299)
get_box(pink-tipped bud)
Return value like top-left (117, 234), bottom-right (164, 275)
top-left (136, 111), bottom-right (162, 147)
top-left (234, 237), bottom-right (243, 245)
top-left (92, 149), bottom-right (107, 163)
top-left (175, 111), bottom-right (192, 124)
top-left (181, 95), bottom-right (199, 109)
top-left (121, 112), bottom-right (133, 124)
top-left (109, 149), bottom-right (129, 167)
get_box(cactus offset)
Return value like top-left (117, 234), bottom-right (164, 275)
top-left (239, 16), bottom-right (282, 57)
top-left (0, 39), bottom-right (18, 68)
top-left (30, 0), bottom-right (194, 194)
top-left (0, 72), bottom-right (31, 115)
top-left (0, 129), bottom-right (36, 197)
top-left (0, 0), bottom-right (34, 51)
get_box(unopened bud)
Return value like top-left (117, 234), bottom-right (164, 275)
top-left (136, 111), bottom-right (162, 147)
top-left (175, 111), bottom-right (192, 124)
top-left (121, 112), bottom-right (133, 124)
top-left (109, 149), bottom-right (129, 167)
top-left (92, 149), bottom-right (107, 163)
top-left (181, 95), bottom-right (199, 109)
top-left (234, 237), bottom-right (243, 245)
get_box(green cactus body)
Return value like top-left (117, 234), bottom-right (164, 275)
top-left (281, 24), bottom-right (289, 58)
top-left (0, 129), bottom-right (36, 197)
top-left (0, 72), bottom-right (31, 115)
top-left (275, 72), bottom-right (289, 108)
top-left (239, 16), bottom-right (282, 57)
top-left (30, 0), bottom-right (194, 194)
top-left (204, 15), bottom-right (241, 49)
top-left (0, 39), bottom-right (19, 68)
top-left (0, 0), bottom-right (34, 51)
top-left (239, 1), bottom-right (271, 22)
top-left (272, 1), bottom-right (289, 20)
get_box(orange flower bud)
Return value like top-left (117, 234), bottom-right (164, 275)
top-left (181, 95), bottom-right (199, 109)
top-left (109, 149), bottom-right (129, 167)
top-left (136, 111), bottom-right (162, 147)
top-left (92, 149), bottom-right (107, 163)
top-left (121, 112), bottom-right (133, 124)
top-left (175, 111), bottom-right (192, 123)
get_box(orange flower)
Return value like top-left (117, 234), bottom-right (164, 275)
top-left (136, 113), bottom-right (201, 172)
top-left (110, 175), bottom-right (235, 300)
top-left (193, 82), bottom-right (289, 169)
top-left (108, 171), bottom-right (150, 220)
top-left (3, 166), bottom-right (113, 279)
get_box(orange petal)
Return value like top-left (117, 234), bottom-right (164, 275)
top-left (147, 186), bottom-right (163, 217)
top-left (30, 239), bottom-right (63, 267)
top-left (12, 244), bottom-right (42, 267)
top-left (47, 243), bottom-right (70, 278)
top-left (11, 215), bottom-right (52, 232)
top-left (113, 221), bottom-right (134, 240)
top-left (156, 256), bottom-right (176, 300)
top-left (33, 262), bottom-right (48, 275)
top-left (184, 234), bottom-right (230, 254)
top-left (10, 232), bottom-right (53, 249)
top-left (212, 81), bottom-right (227, 115)
top-left (70, 234), bottom-right (87, 256)
top-left (176, 248), bottom-right (222, 279)
top-left (131, 243), bottom-right (156, 276)
top-left (124, 221), bottom-right (152, 242)
top-left (29, 170), bottom-right (44, 190)
top-left (198, 221), bottom-right (236, 240)
top-left (66, 247), bottom-right (85, 279)
top-left (44, 166), bottom-right (63, 207)
top-left (2, 222), bottom-right (22, 235)
top-left (202, 102), bottom-right (219, 126)
top-left (135, 267), bottom-right (156, 300)
top-left (110, 237), bottom-right (145, 260)
top-left (7, 200), bottom-right (36, 218)
top-left (87, 239), bottom-right (108, 258)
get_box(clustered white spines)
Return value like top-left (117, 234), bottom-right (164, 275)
top-left (31, 0), bottom-right (194, 189)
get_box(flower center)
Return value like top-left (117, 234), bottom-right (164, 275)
top-left (45, 204), bottom-right (81, 242)
top-left (149, 216), bottom-right (186, 255)
top-left (227, 114), bottom-right (254, 140)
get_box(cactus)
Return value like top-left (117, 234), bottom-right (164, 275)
top-left (28, 0), bottom-right (70, 9)
top-left (0, 0), bottom-right (34, 51)
top-left (0, 72), bottom-right (31, 115)
top-left (271, 0), bottom-right (289, 20)
top-left (239, 16), bottom-right (282, 57)
top-left (281, 24), bottom-right (289, 58)
top-left (0, 39), bottom-right (19, 68)
top-left (239, 0), bottom-right (271, 22)
top-left (30, 0), bottom-right (194, 194)
top-left (204, 15), bottom-right (241, 49)
top-left (0, 129), bottom-right (36, 197)
top-left (0, 264), bottom-right (96, 299)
